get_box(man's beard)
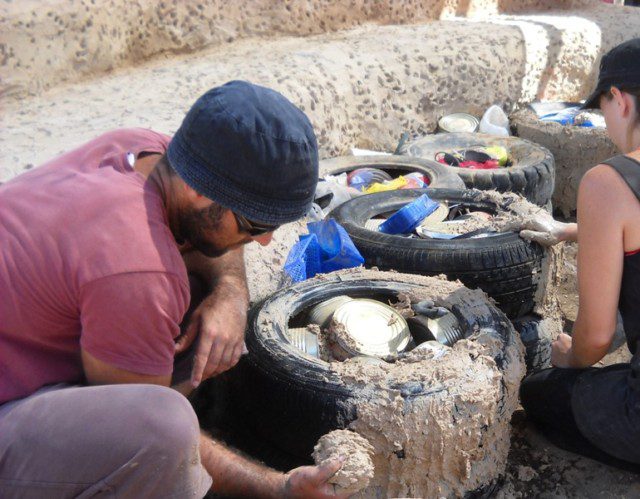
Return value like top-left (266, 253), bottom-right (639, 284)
top-left (177, 203), bottom-right (230, 258)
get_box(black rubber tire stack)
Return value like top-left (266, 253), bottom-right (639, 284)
top-left (228, 271), bottom-right (518, 469)
top-left (330, 188), bottom-right (544, 319)
top-left (511, 315), bottom-right (553, 374)
top-left (399, 132), bottom-right (555, 208)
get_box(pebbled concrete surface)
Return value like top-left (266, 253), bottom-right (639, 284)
top-left (1, 0), bottom-right (592, 98)
top-left (3, 4), bottom-right (640, 184)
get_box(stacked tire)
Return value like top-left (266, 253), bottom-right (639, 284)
top-left (398, 132), bottom-right (555, 209)
top-left (330, 188), bottom-right (544, 319)
top-left (228, 270), bottom-right (523, 497)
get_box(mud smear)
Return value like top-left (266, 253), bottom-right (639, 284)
top-left (310, 269), bottom-right (526, 498)
top-left (490, 190), bottom-right (564, 322)
top-left (312, 429), bottom-right (375, 495)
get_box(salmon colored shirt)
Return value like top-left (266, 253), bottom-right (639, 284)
top-left (0, 129), bottom-right (189, 404)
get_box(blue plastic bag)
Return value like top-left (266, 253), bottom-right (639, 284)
top-left (540, 106), bottom-right (581, 125)
top-left (284, 220), bottom-right (364, 282)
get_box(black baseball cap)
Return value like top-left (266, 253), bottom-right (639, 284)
top-left (582, 38), bottom-right (640, 109)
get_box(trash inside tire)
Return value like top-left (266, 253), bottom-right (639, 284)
top-left (330, 188), bottom-right (546, 318)
top-left (319, 155), bottom-right (466, 190)
top-left (399, 132), bottom-right (555, 207)
top-left (228, 269), bottom-right (525, 497)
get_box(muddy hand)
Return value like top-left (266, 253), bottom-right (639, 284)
top-left (283, 457), bottom-right (350, 499)
top-left (176, 293), bottom-right (247, 387)
top-left (515, 213), bottom-right (569, 247)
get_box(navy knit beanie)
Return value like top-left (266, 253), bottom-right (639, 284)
top-left (167, 81), bottom-right (319, 225)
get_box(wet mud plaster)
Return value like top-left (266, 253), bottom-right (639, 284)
top-left (312, 430), bottom-right (375, 495)
top-left (322, 270), bottom-right (525, 497)
top-left (482, 190), bottom-right (564, 321)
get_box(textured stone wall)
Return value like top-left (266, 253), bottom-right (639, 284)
top-left (1, 0), bottom-right (591, 97)
top-left (512, 109), bottom-right (619, 217)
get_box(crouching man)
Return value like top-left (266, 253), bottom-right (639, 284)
top-left (0, 81), bottom-right (346, 498)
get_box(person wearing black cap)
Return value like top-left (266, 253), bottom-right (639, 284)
top-left (516, 38), bottom-right (640, 470)
top-left (0, 81), bottom-right (348, 497)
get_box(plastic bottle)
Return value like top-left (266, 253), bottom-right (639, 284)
top-left (479, 105), bottom-right (510, 136)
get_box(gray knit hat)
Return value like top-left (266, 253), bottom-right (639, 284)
top-left (167, 81), bottom-right (319, 225)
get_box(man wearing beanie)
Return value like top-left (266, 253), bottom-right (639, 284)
top-left (0, 81), bottom-right (346, 498)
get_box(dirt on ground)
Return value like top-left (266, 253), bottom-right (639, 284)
top-left (498, 241), bottom-right (639, 497)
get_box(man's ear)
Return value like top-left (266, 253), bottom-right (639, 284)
top-left (182, 181), bottom-right (204, 201)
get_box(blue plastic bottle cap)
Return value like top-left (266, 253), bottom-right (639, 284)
top-left (379, 194), bottom-right (439, 235)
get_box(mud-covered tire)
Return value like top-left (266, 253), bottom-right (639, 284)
top-left (399, 133), bottom-right (555, 207)
top-left (330, 188), bottom-right (544, 318)
top-left (319, 155), bottom-right (465, 190)
top-left (511, 315), bottom-right (553, 374)
top-left (227, 270), bottom-right (518, 460)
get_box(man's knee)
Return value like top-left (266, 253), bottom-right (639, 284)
top-left (132, 385), bottom-right (201, 464)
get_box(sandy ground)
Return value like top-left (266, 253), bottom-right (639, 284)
top-left (498, 242), bottom-right (639, 497)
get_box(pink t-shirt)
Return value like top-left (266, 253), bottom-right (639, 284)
top-left (0, 128), bottom-right (189, 404)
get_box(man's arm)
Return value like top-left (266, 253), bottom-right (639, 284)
top-left (176, 247), bottom-right (250, 387)
top-left (81, 351), bottom-right (346, 499)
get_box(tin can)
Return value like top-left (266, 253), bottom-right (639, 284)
top-left (427, 311), bottom-right (464, 346)
top-left (330, 299), bottom-right (410, 358)
top-left (438, 113), bottom-right (479, 133)
top-left (308, 295), bottom-right (353, 328)
top-left (288, 327), bottom-right (320, 358)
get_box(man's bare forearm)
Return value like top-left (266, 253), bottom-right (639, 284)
top-left (183, 247), bottom-right (249, 302)
top-left (199, 433), bottom-right (284, 498)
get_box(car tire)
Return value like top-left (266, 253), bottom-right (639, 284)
top-left (319, 154), bottom-right (466, 190)
top-left (330, 188), bottom-right (545, 318)
top-left (511, 314), bottom-right (554, 374)
top-left (226, 269), bottom-right (523, 497)
top-left (399, 132), bottom-right (555, 207)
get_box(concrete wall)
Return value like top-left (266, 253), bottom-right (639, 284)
top-left (1, 0), bottom-right (591, 97)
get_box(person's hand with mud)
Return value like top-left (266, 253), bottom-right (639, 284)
top-left (283, 457), bottom-right (350, 499)
top-left (517, 211), bottom-right (577, 246)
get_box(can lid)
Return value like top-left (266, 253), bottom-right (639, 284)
top-left (438, 113), bottom-right (479, 133)
top-left (331, 299), bottom-right (410, 357)
top-left (309, 295), bottom-right (353, 328)
top-left (379, 193), bottom-right (440, 235)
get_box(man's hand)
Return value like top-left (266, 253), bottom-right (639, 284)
top-left (177, 247), bottom-right (249, 388)
top-left (175, 290), bottom-right (247, 387)
top-left (551, 332), bottom-right (574, 368)
top-left (283, 457), bottom-right (350, 499)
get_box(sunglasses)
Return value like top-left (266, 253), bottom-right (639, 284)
top-left (233, 212), bottom-right (279, 236)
